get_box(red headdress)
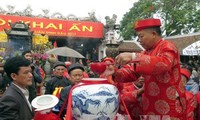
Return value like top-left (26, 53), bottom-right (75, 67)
top-left (180, 68), bottom-right (191, 80)
top-left (134, 18), bottom-right (161, 31)
top-left (102, 57), bottom-right (115, 64)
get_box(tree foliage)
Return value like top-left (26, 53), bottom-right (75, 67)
top-left (120, 0), bottom-right (200, 40)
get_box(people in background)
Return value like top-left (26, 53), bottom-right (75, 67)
top-left (22, 50), bottom-right (43, 102)
top-left (191, 67), bottom-right (198, 79)
top-left (41, 54), bottom-right (57, 83)
top-left (0, 62), bottom-right (9, 95)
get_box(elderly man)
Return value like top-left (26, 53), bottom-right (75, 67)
top-left (45, 61), bottom-right (71, 95)
top-left (58, 63), bottom-right (85, 119)
top-left (115, 18), bottom-right (186, 119)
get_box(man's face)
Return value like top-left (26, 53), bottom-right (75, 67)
top-left (105, 61), bottom-right (114, 71)
top-left (24, 53), bottom-right (32, 62)
top-left (69, 69), bottom-right (83, 85)
top-left (137, 29), bottom-right (156, 50)
top-left (54, 66), bottom-right (66, 77)
top-left (11, 66), bottom-right (33, 89)
top-left (181, 75), bottom-right (188, 85)
top-left (134, 76), bottom-right (144, 88)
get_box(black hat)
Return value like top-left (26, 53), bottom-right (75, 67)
top-left (68, 63), bottom-right (84, 74)
top-left (53, 61), bottom-right (66, 69)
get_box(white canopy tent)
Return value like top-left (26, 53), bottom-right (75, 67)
top-left (182, 40), bottom-right (200, 56)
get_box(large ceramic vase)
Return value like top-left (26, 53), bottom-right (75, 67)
top-left (72, 78), bottom-right (119, 120)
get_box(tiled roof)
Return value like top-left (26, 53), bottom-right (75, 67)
top-left (165, 33), bottom-right (200, 55)
top-left (118, 41), bottom-right (143, 52)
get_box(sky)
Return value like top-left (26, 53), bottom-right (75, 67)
top-left (0, 0), bottom-right (139, 24)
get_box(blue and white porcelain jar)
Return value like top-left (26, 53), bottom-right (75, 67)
top-left (72, 78), bottom-right (119, 120)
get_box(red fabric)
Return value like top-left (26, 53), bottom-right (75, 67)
top-left (134, 18), bottom-right (161, 31)
top-left (65, 61), bottom-right (72, 68)
top-left (99, 75), bottom-right (114, 84)
top-left (196, 92), bottom-right (200, 104)
top-left (34, 112), bottom-right (61, 120)
top-left (52, 87), bottom-right (63, 98)
top-left (0, 15), bottom-right (104, 38)
top-left (185, 91), bottom-right (197, 120)
top-left (63, 71), bottom-right (70, 79)
top-left (90, 62), bottom-right (107, 75)
top-left (196, 92), bottom-right (200, 120)
top-left (39, 67), bottom-right (45, 80)
top-left (83, 72), bottom-right (89, 78)
top-left (118, 82), bottom-right (142, 120)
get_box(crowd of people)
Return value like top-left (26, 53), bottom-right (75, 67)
top-left (0, 18), bottom-right (200, 120)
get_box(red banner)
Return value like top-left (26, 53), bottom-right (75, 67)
top-left (0, 14), bottom-right (104, 38)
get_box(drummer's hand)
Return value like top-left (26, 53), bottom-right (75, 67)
top-left (115, 52), bottom-right (135, 66)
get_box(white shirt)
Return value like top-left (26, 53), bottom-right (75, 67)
top-left (13, 83), bottom-right (32, 111)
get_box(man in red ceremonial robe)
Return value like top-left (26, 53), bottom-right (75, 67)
top-left (196, 66), bottom-right (200, 120)
top-left (114, 18), bottom-right (186, 119)
top-left (119, 76), bottom-right (144, 120)
top-left (180, 68), bottom-right (197, 120)
top-left (100, 57), bottom-right (115, 84)
top-left (196, 91), bottom-right (200, 120)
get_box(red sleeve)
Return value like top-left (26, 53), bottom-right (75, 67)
top-left (121, 83), bottom-right (138, 103)
top-left (196, 91), bottom-right (200, 103)
top-left (135, 41), bottom-right (179, 75)
top-left (186, 92), bottom-right (197, 120)
top-left (113, 64), bottom-right (138, 83)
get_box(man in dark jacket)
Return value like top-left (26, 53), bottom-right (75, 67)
top-left (58, 63), bottom-right (84, 119)
top-left (0, 56), bottom-right (34, 120)
top-left (45, 61), bottom-right (71, 95)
